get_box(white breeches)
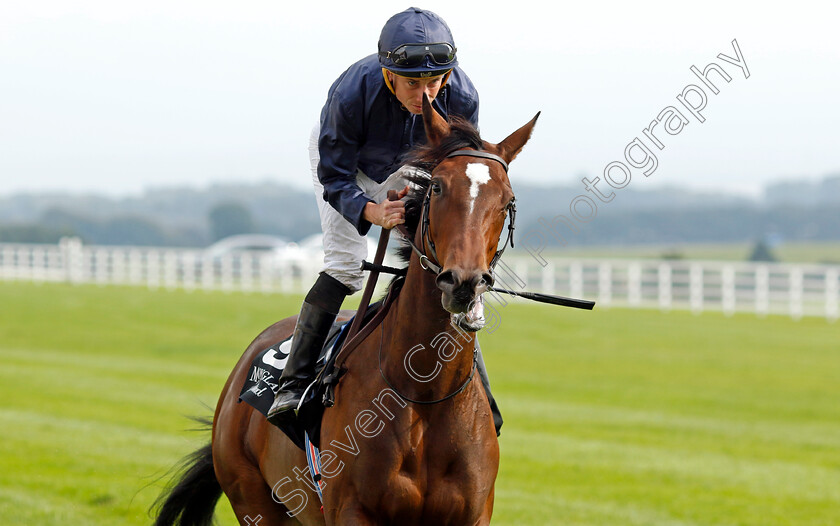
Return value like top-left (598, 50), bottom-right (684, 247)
top-left (308, 125), bottom-right (416, 292)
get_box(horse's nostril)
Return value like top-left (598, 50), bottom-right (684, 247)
top-left (472, 272), bottom-right (493, 293)
top-left (436, 270), bottom-right (459, 292)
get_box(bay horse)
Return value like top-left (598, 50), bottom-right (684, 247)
top-left (153, 96), bottom-right (539, 526)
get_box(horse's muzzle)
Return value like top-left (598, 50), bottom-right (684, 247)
top-left (436, 268), bottom-right (493, 331)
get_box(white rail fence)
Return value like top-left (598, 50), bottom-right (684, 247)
top-left (1, 238), bottom-right (838, 321)
top-left (0, 238), bottom-right (323, 295)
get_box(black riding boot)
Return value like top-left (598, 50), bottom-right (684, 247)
top-left (475, 340), bottom-right (503, 436)
top-left (267, 272), bottom-right (350, 427)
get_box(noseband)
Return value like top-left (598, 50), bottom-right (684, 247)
top-left (405, 148), bottom-right (516, 276)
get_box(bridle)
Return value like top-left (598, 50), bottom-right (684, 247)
top-left (381, 148), bottom-right (515, 405)
top-left (402, 148), bottom-right (517, 276)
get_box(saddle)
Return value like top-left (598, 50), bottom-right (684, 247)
top-left (238, 278), bottom-right (404, 450)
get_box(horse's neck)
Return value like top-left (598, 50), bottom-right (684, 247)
top-left (381, 256), bottom-right (477, 397)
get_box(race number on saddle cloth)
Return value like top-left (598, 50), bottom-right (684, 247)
top-left (238, 320), bottom-right (347, 449)
top-left (238, 292), bottom-right (395, 450)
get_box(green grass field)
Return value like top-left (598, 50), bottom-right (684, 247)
top-left (1, 281), bottom-right (838, 525)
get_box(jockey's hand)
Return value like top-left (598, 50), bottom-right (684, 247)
top-left (363, 185), bottom-right (410, 229)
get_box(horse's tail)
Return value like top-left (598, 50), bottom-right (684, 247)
top-left (152, 419), bottom-right (222, 526)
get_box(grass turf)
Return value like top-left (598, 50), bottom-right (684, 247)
top-left (0, 281), bottom-right (838, 525)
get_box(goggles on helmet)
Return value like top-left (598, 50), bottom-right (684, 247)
top-left (379, 42), bottom-right (457, 68)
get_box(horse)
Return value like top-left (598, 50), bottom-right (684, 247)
top-left (153, 96), bottom-right (539, 526)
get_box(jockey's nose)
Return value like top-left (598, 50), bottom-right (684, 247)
top-left (436, 268), bottom-right (494, 298)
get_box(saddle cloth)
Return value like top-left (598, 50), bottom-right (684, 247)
top-left (237, 299), bottom-right (384, 450)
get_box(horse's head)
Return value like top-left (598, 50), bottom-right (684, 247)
top-left (403, 96), bottom-right (539, 332)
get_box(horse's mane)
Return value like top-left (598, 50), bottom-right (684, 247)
top-left (394, 114), bottom-right (484, 264)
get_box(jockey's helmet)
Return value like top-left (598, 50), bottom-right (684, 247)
top-left (378, 8), bottom-right (458, 79)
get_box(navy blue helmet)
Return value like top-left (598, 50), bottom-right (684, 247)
top-left (378, 7), bottom-right (458, 78)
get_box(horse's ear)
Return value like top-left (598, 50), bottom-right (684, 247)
top-left (496, 111), bottom-right (541, 164)
top-left (422, 93), bottom-right (450, 146)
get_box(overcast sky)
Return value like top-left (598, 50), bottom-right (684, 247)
top-left (1, 1), bottom-right (838, 198)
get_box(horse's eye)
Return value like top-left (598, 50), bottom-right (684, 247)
top-left (431, 180), bottom-right (442, 195)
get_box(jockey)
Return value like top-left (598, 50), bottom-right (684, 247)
top-left (267, 7), bottom-right (503, 435)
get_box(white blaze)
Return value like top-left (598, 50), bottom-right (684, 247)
top-left (465, 163), bottom-right (491, 214)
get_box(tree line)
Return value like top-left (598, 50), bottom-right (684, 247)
top-left (0, 176), bottom-right (838, 247)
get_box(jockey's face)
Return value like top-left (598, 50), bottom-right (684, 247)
top-left (388, 72), bottom-right (445, 115)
